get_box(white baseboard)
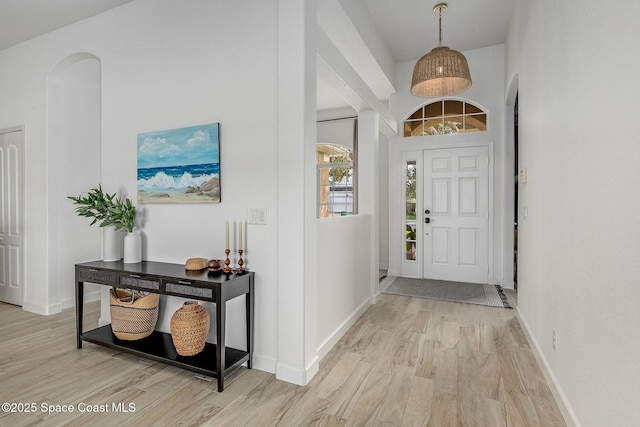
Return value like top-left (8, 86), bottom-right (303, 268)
top-left (22, 289), bottom-right (102, 316)
top-left (316, 295), bottom-right (374, 361)
top-left (387, 268), bottom-right (400, 277)
top-left (252, 354), bottom-right (277, 374)
top-left (61, 290), bottom-right (101, 310)
top-left (379, 275), bottom-right (396, 290)
top-left (515, 308), bottom-right (581, 427)
top-left (22, 301), bottom-right (59, 315)
top-left (276, 356), bottom-right (319, 386)
top-left (267, 295), bottom-right (375, 387)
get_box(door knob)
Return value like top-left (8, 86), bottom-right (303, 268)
top-left (425, 209), bottom-right (430, 214)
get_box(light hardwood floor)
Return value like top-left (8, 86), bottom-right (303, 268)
top-left (0, 292), bottom-right (565, 426)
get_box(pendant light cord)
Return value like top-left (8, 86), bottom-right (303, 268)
top-left (433, 3), bottom-right (447, 47)
top-left (438, 8), bottom-right (442, 46)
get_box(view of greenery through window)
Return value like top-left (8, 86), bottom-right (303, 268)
top-left (317, 144), bottom-right (354, 218)
top-left (405, 161), bottom-right (417, 260)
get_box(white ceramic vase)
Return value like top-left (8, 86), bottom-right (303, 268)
top-left (102, 226), bottom-right (121, 262)
top-left (123, 231), bottom-right (142, 263)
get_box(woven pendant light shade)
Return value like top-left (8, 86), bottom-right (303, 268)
top-left (411, 46), bottom-right (472, 97)
top-left (411, 3), bottom-right (472, 98)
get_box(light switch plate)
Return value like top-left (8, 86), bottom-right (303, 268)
top-left (520, 168), bottom-right (528, 183)
top-left (247, 208), bottom-right (267, 225)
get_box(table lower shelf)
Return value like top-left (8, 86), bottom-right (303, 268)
top-left (81, 325), bottom-right (249, 378)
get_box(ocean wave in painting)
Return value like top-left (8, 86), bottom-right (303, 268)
top-left (137, 163), bottom-right (219, 192)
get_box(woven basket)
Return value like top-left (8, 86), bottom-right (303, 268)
top-left (185, 258), bottom-right (207, 270)
top-left (110, 289), bottom-right (159, 341)
top-left (170, 301), bottom-right (210, 356)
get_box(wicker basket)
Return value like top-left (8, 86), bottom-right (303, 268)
top-left (110, 289), bottom-right (159, 341)
top-left (185, 258), bottom-right (207, 270)
top-left (170, 301), bottom-right (210, 356)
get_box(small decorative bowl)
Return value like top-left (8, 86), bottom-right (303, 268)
top-left (207, 259), bottom-right (222, 271)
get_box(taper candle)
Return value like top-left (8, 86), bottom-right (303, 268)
top-left (238, 221), bottom-right (243, 250)
top-left (225, 220), bottom-right (229, 249)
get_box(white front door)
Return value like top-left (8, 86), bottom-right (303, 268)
top-left (423, 146), bottom-right (489, 283)
top-left (0, 129), bottom-right (24, 305)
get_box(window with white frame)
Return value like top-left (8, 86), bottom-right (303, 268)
top-left (317, 143), bottom-right (354, 218)
top-left (405, 160), bottom-right (417, 260)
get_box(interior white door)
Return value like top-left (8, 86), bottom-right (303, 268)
top-left (423, 146), bottom-right (489, 283)
top-left (0, 130), bottom-right (24, 305)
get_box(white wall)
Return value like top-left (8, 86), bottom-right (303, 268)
top-left (388, 45), bottom-right (507, 285)
top-left (316, 215), bottom-right (372, 358)
top-left (0, 0), bottom-right (382, 386)
top-left (0, 0), bottom-right (280, 373)
top-left (314, 114), bottom-right (379, 358)
top-left (48, 54), bottom-right (103, 310)
top-left (506, 0), bottom-right (640, 425)
top-left (317, 118), bottom-right (356, 150)
top-left (378, 132), bottom-right (389, 271)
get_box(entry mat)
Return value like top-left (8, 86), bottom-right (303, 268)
top-left (382, 277), bottom-right (512, 308)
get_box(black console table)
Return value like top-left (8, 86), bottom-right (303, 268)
top-left (75, 260), bottom-right (254, 392)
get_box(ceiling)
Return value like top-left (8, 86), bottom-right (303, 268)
top-left (320, 0), bottom-right (514, 113)
top-left (0, 0), bottom-right (514, 112)
top-left (0, 0), bottom-right (135, 51)
top-left (363, 0), bottom-right (514, 63)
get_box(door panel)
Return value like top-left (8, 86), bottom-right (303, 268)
top-left (433, 178), bottom-right (450, 214)
top-left (423, 146), bottom-right (489, 283)
top-left (459, 228), bottom-right (478, 266)
top-left (459, 177), bottom-right (478, 215)
top-left (432, 227), bottom-right (450, 265)
top-left (0, 130), bottom-right (24, 305)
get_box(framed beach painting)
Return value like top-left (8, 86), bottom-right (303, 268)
top-left (137, 123), bottom-right (220, 204)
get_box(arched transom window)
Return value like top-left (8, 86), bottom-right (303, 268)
top-left (404, 100), bottom-right (487, 137)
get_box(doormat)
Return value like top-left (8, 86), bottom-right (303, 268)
top-left (382, 277), bottom-right (512, 308)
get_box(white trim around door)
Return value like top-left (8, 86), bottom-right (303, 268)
top-left (391, 139), bottom-right (494, 283)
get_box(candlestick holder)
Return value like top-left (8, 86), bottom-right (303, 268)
top-left (223, 249), bottom-right (232, 273)
top-left (237, 249), bottom-right (245, 274)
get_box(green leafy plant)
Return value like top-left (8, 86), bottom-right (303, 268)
top-left (68, 185), bottom-right (136, 233)
top-left (328, 154), bottom-right (353, 184)
top-left (406, 224), bottom-right (416, 251)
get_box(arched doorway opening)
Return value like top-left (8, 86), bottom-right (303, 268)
top-left (47, 53), bottom-right (102, 309)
